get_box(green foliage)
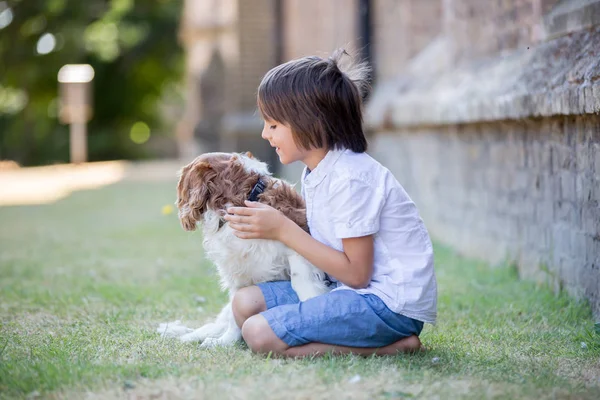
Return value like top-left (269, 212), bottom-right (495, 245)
top-left (0, 0), bottom-right (183, 166)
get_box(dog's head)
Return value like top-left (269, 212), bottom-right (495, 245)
top-left (176, 152), bottom-right (270, 231)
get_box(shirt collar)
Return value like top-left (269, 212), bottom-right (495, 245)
top-left (302, 148), bottom-right (346, 188)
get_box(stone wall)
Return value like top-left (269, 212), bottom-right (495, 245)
top-left (370, 116), bottom-right (600, 313)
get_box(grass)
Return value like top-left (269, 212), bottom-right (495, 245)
top-left (0, 180), bottom-right (599, 399)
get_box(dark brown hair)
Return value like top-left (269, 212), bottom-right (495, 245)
top-left (257, 49), bottom-right (371, 153)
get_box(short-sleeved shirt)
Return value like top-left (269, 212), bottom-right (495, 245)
top-left (301, 148), bottom-right (437, 324)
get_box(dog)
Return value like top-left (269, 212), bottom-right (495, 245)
top-left (157, 152), bottom-right (330, 348)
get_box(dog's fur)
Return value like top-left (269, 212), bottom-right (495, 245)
top-left (157, 152), bottom-right (329, 347)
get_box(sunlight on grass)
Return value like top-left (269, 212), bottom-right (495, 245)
top-left (1, 181), bottom-right (599, 399)
top-left (0, 162), bottom-right (126, 206)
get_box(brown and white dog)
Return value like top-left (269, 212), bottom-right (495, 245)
top-left (157, 152), bottom-right (329, 347)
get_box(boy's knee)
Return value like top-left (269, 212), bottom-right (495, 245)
top-left (232, 286), bottom-right (266, 328)
top-left (242, 315), bottom-right (286, 354)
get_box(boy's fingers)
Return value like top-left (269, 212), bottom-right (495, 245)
top-left (227, 206), bottom-right (254, 215)
top-left (244, 200), bottom-right (267, 208)
top-left (229, 222), bottom-right (252, 232)
top-left (224, 214), bottom-right (248, 223)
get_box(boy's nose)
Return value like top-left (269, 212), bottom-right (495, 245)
top-left (261, 129), bottom-right (269, 140)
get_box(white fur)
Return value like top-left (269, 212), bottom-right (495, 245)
top-left (238, 152), bottom-right (271, 176)
top-left (158, 209), bottom-right (330, 347)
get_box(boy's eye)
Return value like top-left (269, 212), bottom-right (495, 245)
top-left (269, 125), bottom-right (277, 130)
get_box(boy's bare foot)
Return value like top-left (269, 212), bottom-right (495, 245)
top-left (378, 335), bottom-right (424, 355)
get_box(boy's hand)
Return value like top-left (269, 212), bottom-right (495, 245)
top-left (225, 201), bottom-right (287, 241)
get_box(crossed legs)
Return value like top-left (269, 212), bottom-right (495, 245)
top-left (231, 286), bottom-right (422, 358)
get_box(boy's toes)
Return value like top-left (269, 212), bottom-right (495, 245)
top-left (406, 335), bottom-right (423, 353)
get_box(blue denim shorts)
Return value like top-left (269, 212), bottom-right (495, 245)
top-left (257, 281), bottom-right (424, 348)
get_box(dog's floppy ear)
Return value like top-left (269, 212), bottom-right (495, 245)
top-left (176, 161), bottom-right (213, 231)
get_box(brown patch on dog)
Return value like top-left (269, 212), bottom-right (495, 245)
top-left (259, 180), bottom-right (308, 231)
top-left (176, 153), bottom-right (308, 232)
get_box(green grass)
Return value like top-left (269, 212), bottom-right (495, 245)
top-left (1, 180), bottom-right (599, 399)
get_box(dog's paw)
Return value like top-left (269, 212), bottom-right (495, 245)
top-left (157, 320), bottom-right (193, 338)
top-left (199, 336), bottom-right (237, 349)
top-left (179, 331), bottom-right (203, 343)
top-left (199, 337), bottom-right (221, 348)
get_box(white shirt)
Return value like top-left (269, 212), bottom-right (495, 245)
top-left (301, 148), bottom-right (437, 324)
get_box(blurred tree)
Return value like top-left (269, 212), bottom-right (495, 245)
top-left (0, 0), bottom-right (183, 166)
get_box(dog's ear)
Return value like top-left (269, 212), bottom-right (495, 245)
top-left (245, 151), bottom-right (254, 159)
top-left (176, 161), bottom-right (213, 231)
top-left (194, 161), bottom-right (212, 172)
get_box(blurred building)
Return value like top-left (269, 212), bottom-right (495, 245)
top-left (177, 0), bottom-right (363, 170)
top-left (179, 0), bottom-right (600, 317)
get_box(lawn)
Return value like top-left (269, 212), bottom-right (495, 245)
top-left (1, 179), bottom-right (599, 399)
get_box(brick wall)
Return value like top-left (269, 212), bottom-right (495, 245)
top-left (178, 0), bottom-right (238, 159)
top-left (238, 0), bottom-right (278, 110)
top-left (179, 0), bottom-right (279, 163)
top-left (373, 0), bottom-right (442, 81)
top-left (442, 0), bottom-right (600, 60)
top-left (445, 0), bottom-right (547, 59)
top-left (371, 116), bottom-right (600, 313)
top-left (283, 0), bottom-right (359, 60)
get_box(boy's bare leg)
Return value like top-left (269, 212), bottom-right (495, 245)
top-left (242, 314), bottom-right (423, 358)
top-left (232, 285), bottom-right (267, 328)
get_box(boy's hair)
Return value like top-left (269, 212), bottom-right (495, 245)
top-left (257, 49), bottom-right (371, 153)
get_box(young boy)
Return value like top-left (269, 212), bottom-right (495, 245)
top-left (224, 50), bottom-right (437, 357)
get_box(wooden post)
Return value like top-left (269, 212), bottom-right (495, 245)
top-left (58, 64), bottom-right (94, 164)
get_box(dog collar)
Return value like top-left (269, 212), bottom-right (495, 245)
top-left (217, 177), bottom-right (266, 231)
top-left (247, 177), bottom-right (266, 202)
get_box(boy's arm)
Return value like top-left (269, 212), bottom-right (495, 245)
top-left (225, 201), bottom-right (374, 289)
top-left (279, 217), bottom-right (374, 289)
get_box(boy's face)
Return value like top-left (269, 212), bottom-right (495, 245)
top-left (261, 119), bottom-right (305, 165)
